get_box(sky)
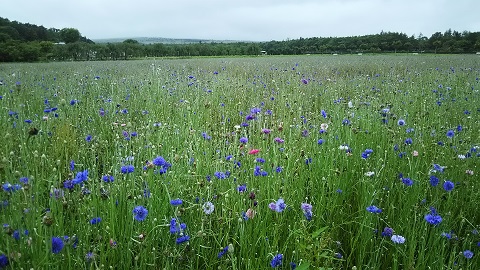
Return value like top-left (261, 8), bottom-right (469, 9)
top-left (3, 0), bottom-right (479, 41)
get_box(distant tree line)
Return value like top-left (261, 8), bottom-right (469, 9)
top-left (1, 16), bottom-right (480, 62)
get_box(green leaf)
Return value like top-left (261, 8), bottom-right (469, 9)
top-left (295, 261), bottom-right (311, 270)
top-left (312, 226), bottom-right (329, 238)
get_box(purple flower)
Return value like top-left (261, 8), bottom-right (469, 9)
top-left (239, 137), bottom-right (248, 144)
top-left (274, 137), bottom-right (284, 143)
top-left (269, 198), bottom-right (286, 212)
top-left (381, 227), bottom-right (394, 237)
top-left (262, 128), bottom-right (271, 134)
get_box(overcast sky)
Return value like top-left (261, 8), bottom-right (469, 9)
top-left (3, 0), bottom-right (479, 41)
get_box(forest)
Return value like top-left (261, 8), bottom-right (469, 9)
top-left (1, 16), bottom-right (480, 62)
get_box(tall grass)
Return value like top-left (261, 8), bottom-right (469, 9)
top-left (0, 54), bottom-right (479, 269)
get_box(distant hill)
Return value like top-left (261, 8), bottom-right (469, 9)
top-left (93, 37), bottom-right (250, 44)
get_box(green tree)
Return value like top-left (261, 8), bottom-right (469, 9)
top-left (60, 28), bottom-right (81, 44)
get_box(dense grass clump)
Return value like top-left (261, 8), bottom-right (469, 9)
top-left (0, 54), bottom-right (479, 269)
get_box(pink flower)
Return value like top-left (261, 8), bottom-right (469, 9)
top-left (248, 149), bottom-right (260, 155)
top-left (412, 150), bottom-right (419, 156)
top-left (246, 208), bottom-right (255, 219)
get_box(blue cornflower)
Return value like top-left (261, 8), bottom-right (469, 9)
top-left (217, 246), bottom-right (229, 259)
top-left (202, 132), bottom-right (211, 140)
top-left (404, 138), bottom-right (413, 145)
top-left (269, 198), bottom-right (286, 212)
top-left (132, 206), bottom-right (148, 221)
top-left (176, 235), bottom-right (190, 244)
top-left (397, 119), bottom-right (405, 126)
top-left (63, 180), bottom-right (74, 189)
top-left (301, 203), bottom-right (313, 220)
top-left (270, 253), bottom-right (283, 268)
top-left (214, 171), bottom-right (227, 179)
top-left (51, 237), bottom-right (64, 254)
top-left (70, 160), bottom-right (75, 171)
top-left (381, 227), bottom-right (394, 237)
top-left (72, 170), bottom-right (89, 185)
top-left (321, 110), bottom-right (327, 118)
top-left (256, 158), bottom-right (265, 163)
top-left (425, 208), bottom-right (442, 226)
top-left (239, 137), bottom-right (248, 144)
top-left (170, 199), bottom-right (183, 206)
top-left (121, 165), bottom-right (134, 174)
top-left (443, 181), bottom-right (454, 192)
top-left (169, 218), bottom-right (187, 234)
top-left (12, 230), bottom-right (20, 240)
top-left (102, 175), bottom-right (114, 183)
top-left (0, 253), bottom-right (8, 268)
top-left (317, 139), bottom-right (324, 145)
top-left (463, 250), bottom-right (474, 259)
top-left (19, 177), bottom-right (29, 184)
top-left (237, 184), bottom-right (247, 193)
top-left (366, 205), bottom-right (382, 214)
top-left (402, 177), bottom-right (414, 186)
top-left (429, 175), bottom-right (439, 186)
top-left (361, 149), bottom-right (373, 159)
top-left (152, 156), bottom-right (171, 171)
top-left (90, 217), bottom-right (101, 225)
top-left (446, 130), bottom-right (454, 138)
top-left (85, 135), bottom-right (92, 142)
top-left (432, 164), bottom-right (445, 173)
top-left (275, 166), bottom-right (283, 173)
top-left (342, 119), bottom-right (351, 125)
top-left (70, 99), bottom-right (76, 105)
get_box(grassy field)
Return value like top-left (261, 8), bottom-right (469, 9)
top-left (0, 54), bottom-right (479, 269)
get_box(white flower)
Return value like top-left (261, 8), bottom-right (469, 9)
top-left (202, 201), bottom-right (215, 215)
top-left (364, 171), bottom-right (375, 177)
top-left (391, 235), bottom-right (406, 244)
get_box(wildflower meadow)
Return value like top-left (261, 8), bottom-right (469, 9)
top-left (0, 54), bottom-right (479, 269)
